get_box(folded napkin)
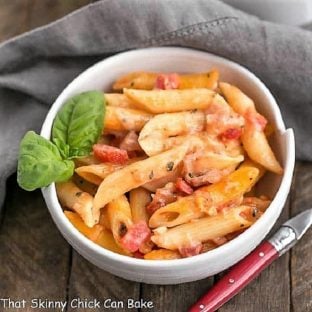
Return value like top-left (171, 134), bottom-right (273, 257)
top-left (1, 0), bottom-right (312, 209)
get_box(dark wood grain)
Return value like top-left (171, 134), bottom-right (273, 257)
top-left (0, 0), bottom-right (93, 43)
top-left (0, 0), bottom-right (30, 42)
top-left (27, 0), bottom-right (95, 30)
top-left (0, 176), bottom-right (70, 311)
top-left (290, 162), bottom-right (312, 312)
top-left (141, 278), bottom-right (214, 312)
top-left (66, 251), bottom-right (140, 312)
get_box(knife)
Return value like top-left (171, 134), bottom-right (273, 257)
top-left (189, 209), bottom-right (312, 312)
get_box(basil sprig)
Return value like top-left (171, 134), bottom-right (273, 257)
top-left (52, 91), bottom-right (105, 158)
top-left (17, 91), bottom-right (105, 191)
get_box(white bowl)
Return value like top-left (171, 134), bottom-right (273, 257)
top-left (41, 47), bottom-right (295, 285)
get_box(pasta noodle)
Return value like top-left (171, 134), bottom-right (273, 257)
top-left (138, 110), bottom-right (205, 156)
top-left (75, 163), bottom-right (124, 185)
top-left (105, 93), bottom-right (137, 109)
top-left (151, 206), bottom-right (253, 250)
top-left (56, 180), bottom-right (99, 227)
top-left (220, 82), bottom-right (283, 174)
top-left (113, 70), bottom-right (219, 90)
top-left (93, 143), bottom-right (189, 211)
top-left (129, 187), bottom-right (151, 223)
top-left (107, 195), bottom-right (133, 253)
top-left (124, 88), bottom-right (226, 114)
top-left (104, 106), bottom-right (152, 131)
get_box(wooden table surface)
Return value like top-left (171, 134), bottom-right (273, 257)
top-left (0, 1), bottom-right (311, 312)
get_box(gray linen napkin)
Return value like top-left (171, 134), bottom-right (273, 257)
top-left (0, 0), bottom-right (312, 209)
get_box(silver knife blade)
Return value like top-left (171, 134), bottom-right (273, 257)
top-left (268, 208), bottom-right (312, 255)
top-left (283, 208), bottom-right (312, 240)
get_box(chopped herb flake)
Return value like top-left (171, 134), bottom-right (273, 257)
top-left (118, 222), bottom-right (128, 237)
top-left (252, 208), bottom-right (258, 218)
top-left (166, 161), bottom-right (174, 171)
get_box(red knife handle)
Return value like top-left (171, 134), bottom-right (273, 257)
top-left (189, 241), bottom-right (279, 312)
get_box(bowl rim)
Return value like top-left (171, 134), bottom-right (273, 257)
top-left (41, 46), bottom-right (295, 268)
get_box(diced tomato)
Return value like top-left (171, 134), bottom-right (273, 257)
top-left (120, 221), bottom-right (151, 253)
top-left (175, 178), bottom-right (194, 195)
top-left (245, 109), bottom-right (267, 131)
top-left (154, 73), bottom-right (180, 90)
top-left (179, 242), bottom-right (203, 258)
top-left (93, 144), bottom-right (129, 164)
top-left (219, 127), bottom-right (242, 141)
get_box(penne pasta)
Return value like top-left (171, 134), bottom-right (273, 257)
top-left (178, 70), bottom-right (219, 90)
top-left (190, 153), bottom-right (244, 172)
top-left (219, 82), bottom-right (256, 115)
top-left (113, 70), bottom-right (219, 90)
top-left (242, 118), bottom-right (283, 174)
top-left (113, 71), bottom-right (157, 90)
top-left (239, 158), bottom-right (266, 180)
top-left (107, 195), bottom-right (133, 251)
top-left (220, 82), bottom-right (282, 174)
top-left (93, 143), bottom-right (189, 211)
top-left (56, 180), bottom-right (99, 227)
top-left (124, 88), bottom-right (226, 114)
top-left (75, 157), bottom-right (146, 186)
top-left (151, 206), bottom-right (253, 250)
top-left (149, 196), bottom-right (204, 228)
top-left (105, 93), bottom-right (137, 109)
top-left (65, 211), bottom-right (103, 241)
top-left (104, 106), bottom-right (153, 131)
top-left (75, 163), bottom-right (124, 185)
top-left (129, 187), bottom-right (151, 223)
top-left (144, 249), bottom-right (181, 260)
top-left (139, 111), bottom-right (205, 156)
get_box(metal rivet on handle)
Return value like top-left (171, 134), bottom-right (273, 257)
top-left (229, 278), bottom-right (235, 284)
top-left (199, 304), bottom-right (205, 309)
top-left (259, 252), bottom-right (265, 257)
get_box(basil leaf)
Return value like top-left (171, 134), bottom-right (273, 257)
top-left (53, 138), bottom-right (70, 159)
top-left (52, 91), bottom-right (105, 158)
top-left (17, 131), bottom-right (74, 191)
